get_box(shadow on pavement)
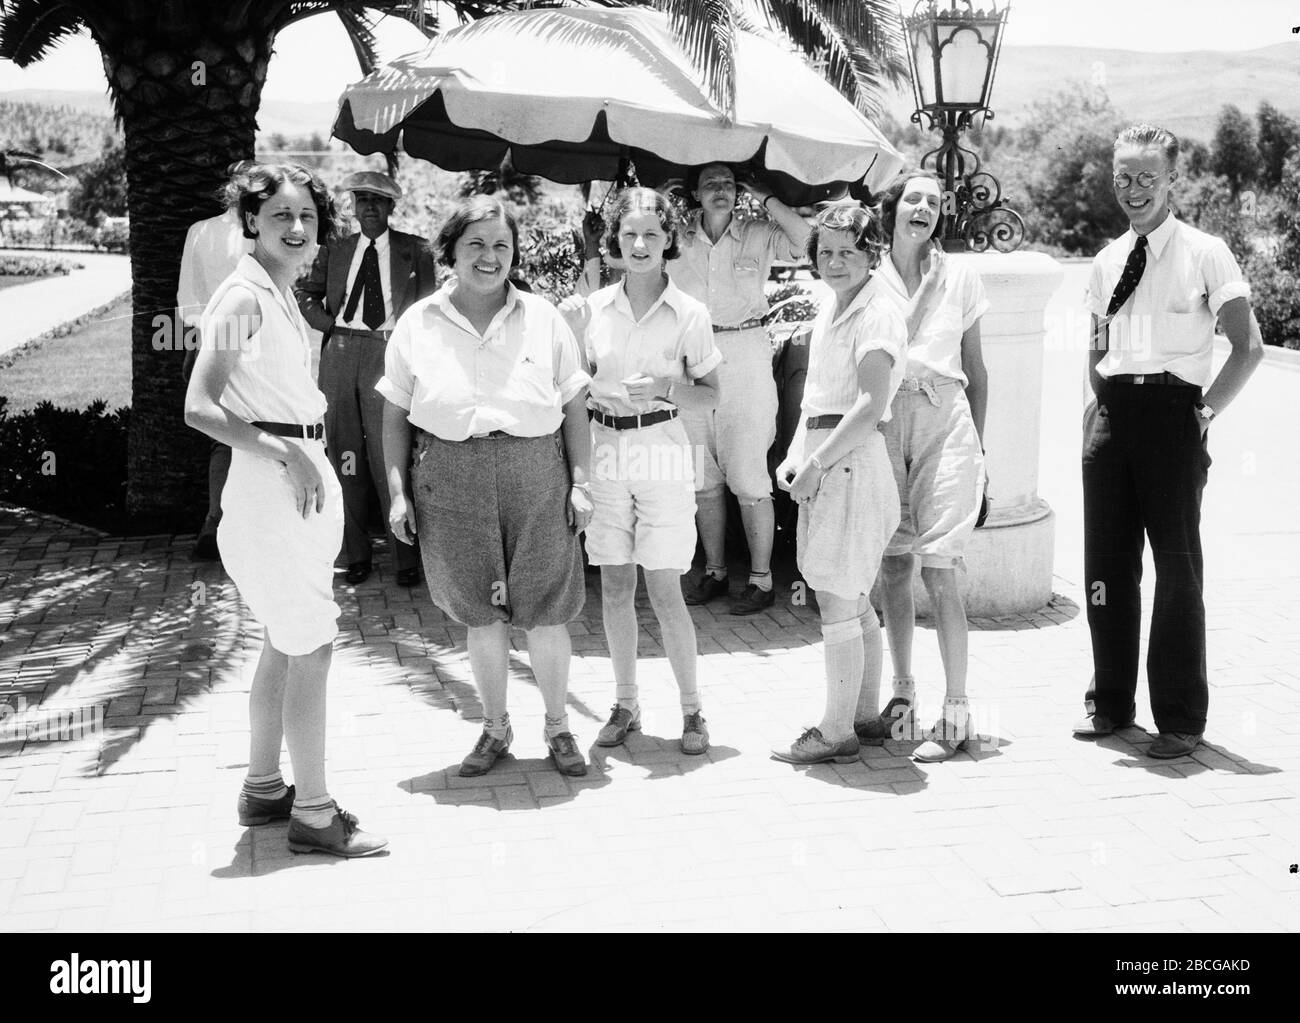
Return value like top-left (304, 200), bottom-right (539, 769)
top-left (591, 737), bottom-right (741, 780)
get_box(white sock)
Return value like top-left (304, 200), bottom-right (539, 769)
top-left (482, 713), bottom-right (510, 741)
top-left (291, 795), bottom-right (336, 829)
top-left (543, 712), bottom-right (570, 739)
top-left (749, 570), bottom-right (773, 593)
top-left (854, 606), bottom-right (882, 723)
top-left (817, 616), bottom-right (863, 742)
top-left (242, 771), bottom-right (288, 802)
top-left (893, 676), bottom-right (916, 703)
top-left (705, 563), bottom-right (727, 580)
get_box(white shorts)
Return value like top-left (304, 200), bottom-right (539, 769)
top-left (585, 418), bottom-right (698, 572)
top-left (680, 326), bottom-right (777, 502)
top-left (796, 428), bottom-right (899, 601)
top-left (882, 381), bottom-right (984, 568)
top-left (218, 444), bottom-right (344, 656)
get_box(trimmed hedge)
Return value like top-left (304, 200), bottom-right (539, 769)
top-left (0, 396), bottom-right (128, 532)
top-left (0, 254), bottom-right (84, 278)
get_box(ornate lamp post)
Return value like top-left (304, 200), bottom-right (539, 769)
top-left (902, 1), bottom-right (1023, 252)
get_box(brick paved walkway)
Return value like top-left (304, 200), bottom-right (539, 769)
top-left (1, 265), bottom-right (1297, 932)
top-left (0, 503), bottom-right (1295, 932)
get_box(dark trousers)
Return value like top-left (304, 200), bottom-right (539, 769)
top-left (1081, 380), bottom-right (1211, 733)
top-left (319, 328), bottom-right (419, 572)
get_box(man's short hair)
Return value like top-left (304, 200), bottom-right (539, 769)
top-left (1114, 124), bottom-right (1180, 166)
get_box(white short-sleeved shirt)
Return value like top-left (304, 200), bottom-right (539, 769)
top-left (1084, 214), bottom-right (1251, 387)
top-left (178, 210), bottom-right (254, 328)
top-left (202, 254), bottom-right (327, 425)
top-left (802, 274), bottom-right (907, 424)
top-left (584, 278), bottom-right (723, 417)
top-left (668, 210), bottom-right (802, 326)
top-left (875, 254), bottom-right (988, 385)
top-left (376, 281), bottom-right (589, 440)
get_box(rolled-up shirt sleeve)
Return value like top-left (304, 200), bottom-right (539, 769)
top-left (375, 314), bottom-right (415, 410)
top-left (853, 303), bottom-right (907, 369)
top-left (551, 314), bottom-right (591, 405)
top-left (1202, 239), bottom-right (1251, 314)
top-left (962, 266), bottom-right (990, 332)
top-left (682, 305), bottom-right (724, 379)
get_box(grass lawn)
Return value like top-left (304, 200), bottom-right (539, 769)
top-left (0, 297), bottom-right (132, 412)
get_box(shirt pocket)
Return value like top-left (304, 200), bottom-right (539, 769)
top-left (507, 361), bottom-right (558, 407)
top-left (731, 256), bottom-right (762, 280)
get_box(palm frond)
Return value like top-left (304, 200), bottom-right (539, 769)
top-left (334, 6), bottom-right (380, 75)
top-left (760, 0), bottom-right (907, 116)
top-left (654, 0), bottom-right (736, 121)
top-left (0, 0), bottom-right (87, 66)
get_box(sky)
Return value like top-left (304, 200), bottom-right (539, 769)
top-left (0, 0), bottom-right (1293, 103)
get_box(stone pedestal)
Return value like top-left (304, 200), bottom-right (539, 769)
top-left (905, 251), bottom-right (1063, 617)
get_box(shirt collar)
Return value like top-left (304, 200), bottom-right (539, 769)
top-left (430, 279), bottom-right (521, 339)
top-left (828, 273), bottom-right (882, 328)
top-left (235, 253), bottom-right (275, 292)
top-left (683, 208), bottom-right (742, 244)
top-left (595, 275), bottom-right (689, 322)
top-left (873, 252), bottom-right (909, 302)
top-left (1127, 212), bottom-right (1178, 260)
top-left (358, 229), bottom-right (389, 253)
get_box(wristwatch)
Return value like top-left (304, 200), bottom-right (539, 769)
top-left (1195, 402), bottom-right (1217, 423)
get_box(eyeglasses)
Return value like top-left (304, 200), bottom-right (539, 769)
top-left (1112, 171), bottom-right (1167, 190)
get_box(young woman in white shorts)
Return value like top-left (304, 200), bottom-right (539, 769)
top-left (772, 204), bottom-right (907, 766)
top-left (861, 169), bottom-right (990, 763)
top-left (560, 188), bottom-right (723, 755)
top-left (185, 164), bottom-right (385, 857)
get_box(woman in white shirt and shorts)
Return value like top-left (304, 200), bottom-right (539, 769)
top-left (772, 203), bottom-right (907, 766)
top-left (560, 188), bottom-right (723, 756)
top-left (185, 164), bottom-right (386, 857)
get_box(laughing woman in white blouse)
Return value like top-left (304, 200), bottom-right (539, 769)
top-left (860, 169), bottom-right (990, 764)
top-left (185, 164), bottom-right (386, 858)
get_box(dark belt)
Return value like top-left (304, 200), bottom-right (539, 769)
top-left (1105, 372), bottom-right (1195, 386)
top-left (589, 407), bottom-right (678, 430)
top-left (332, 325), bottom-right (392, 341)
top-left (252, 420), bottom-right (324, 440)
top-left (805, 414), bottom-right (843, 430)
top-left (712, 317), bottom-right (766, 333)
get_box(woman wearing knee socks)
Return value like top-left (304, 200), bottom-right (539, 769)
top-left (772, 203), bottom-right (906, 765)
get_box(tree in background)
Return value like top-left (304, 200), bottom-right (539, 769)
top-left (1210, 104), bottom-right (1256, 194)
top-left (1256, 101), bottom-right (1300, 191)
top-left (1009, 84), bottom-right (1128, 254)
top-left (68, 143), bottom-right (127, 222)
top-left (0, 0), bottom-right (906, 533)
top-left (1242, 152), bottom-right (1300, 349)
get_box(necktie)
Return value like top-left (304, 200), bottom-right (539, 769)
top-left (1105, 235), bottom-right (1147, 318)
top-left (342, 240), bottom-right (385, 330)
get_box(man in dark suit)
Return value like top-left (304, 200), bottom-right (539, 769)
top-left (296, 171), bottom-right (438, 586)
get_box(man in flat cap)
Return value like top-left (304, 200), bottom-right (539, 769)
top-left (297, 171), bottom-right (438, 586)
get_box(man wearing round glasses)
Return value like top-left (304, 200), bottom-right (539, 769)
top-left (1075, 124), bottom-right (1263, 759)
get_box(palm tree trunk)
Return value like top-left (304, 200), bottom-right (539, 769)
top-left (101, 28), bottom-right (271, 532)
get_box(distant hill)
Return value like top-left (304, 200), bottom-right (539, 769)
top-left (882, 42), bottom-right (1300, 142)
top-left (4, 40), bottom-right (1298, 150)
top-left (0, 97), bottom-right (119, 167)
top-left (0, 89), bottom-right (340, 145)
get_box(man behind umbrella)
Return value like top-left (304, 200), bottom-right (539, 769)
top-left (296, 171), bottom-right (438, 586)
